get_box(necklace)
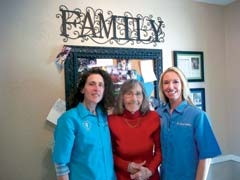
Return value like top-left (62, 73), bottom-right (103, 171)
top-left (124, 117), bottom-right (141, 128)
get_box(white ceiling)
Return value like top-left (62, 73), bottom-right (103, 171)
top-left (193, 0), bottom-right (236, 5)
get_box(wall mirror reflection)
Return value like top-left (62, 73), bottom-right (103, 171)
top-left (64, 46), bottom-right (162, 110)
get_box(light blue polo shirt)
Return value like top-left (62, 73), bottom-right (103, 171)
top-left (157, 100), bottom-right (221, 180)
top-left (53, 103), bottom-right (116, 180)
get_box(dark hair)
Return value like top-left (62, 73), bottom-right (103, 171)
top-left (68, 68), bottom-right (115, 112)
top-left (113, 79), bottom-right (150, 115)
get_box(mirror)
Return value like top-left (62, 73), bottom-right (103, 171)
top-left (64, 46), bottom-right (162, 110)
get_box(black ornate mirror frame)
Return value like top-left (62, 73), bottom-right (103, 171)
top-left (64, 45), bottom-right (162, 110)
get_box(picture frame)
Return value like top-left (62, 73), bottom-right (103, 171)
top-left (190, 88), bottom-right (206, 111)
top-left (64, 46), bottom-right (162, 110)
top-left (173, 51), bottom-right (204, 82)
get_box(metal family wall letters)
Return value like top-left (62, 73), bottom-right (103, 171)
top-left (56, 5), bottom-right (165, 46)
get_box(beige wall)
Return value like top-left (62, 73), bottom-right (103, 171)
top-left (0, 0), bottom-right (239, 179)
top-left (224, 2), bottom-right (240, 154)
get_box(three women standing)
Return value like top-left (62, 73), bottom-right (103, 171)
top-left (52, 66), bottom-right (221, 180)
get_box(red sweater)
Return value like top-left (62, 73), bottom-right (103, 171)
top-left (108, 110), bottom-right (162, 180)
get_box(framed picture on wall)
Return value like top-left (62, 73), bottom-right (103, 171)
top-left (173, 51), bottom-right (204, 82)
top-left (190, 88), bottom-right (206, 111)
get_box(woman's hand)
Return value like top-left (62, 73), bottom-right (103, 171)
top-left (130, 166), bottom-right (152, 180)
top-left (127, 161), bottom-right (146, 174)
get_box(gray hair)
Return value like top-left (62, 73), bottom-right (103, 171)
top-left (113, 79), bottom-right (150, 115)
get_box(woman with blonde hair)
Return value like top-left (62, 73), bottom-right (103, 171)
top-left (158, 66), bottom-right (193, 106)
top-left (157, 67), bottom-right (221, 180)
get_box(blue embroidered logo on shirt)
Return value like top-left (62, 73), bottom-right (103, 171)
top-left (176, 122), bottom-right (192, 127)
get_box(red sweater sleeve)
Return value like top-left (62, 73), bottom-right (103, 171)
top-left (147, 121), bottom-right (162, 174)
top-left (113, 152), bottom-right (130, 172)
top-left (108, 111), bottom-right (162, 177)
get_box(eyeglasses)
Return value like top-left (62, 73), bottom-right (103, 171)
top-left (124, 91), bottom-right (143, 98)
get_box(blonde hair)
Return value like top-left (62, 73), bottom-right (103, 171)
top-left (159, 67), bottom-right (194, 105)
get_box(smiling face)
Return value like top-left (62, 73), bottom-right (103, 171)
top-left (81, 74), bottom-right (104, 106)
top-left (123, 84), bottom-right (143, 113)
top-left (162, 71), bottom-right (183, 106)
